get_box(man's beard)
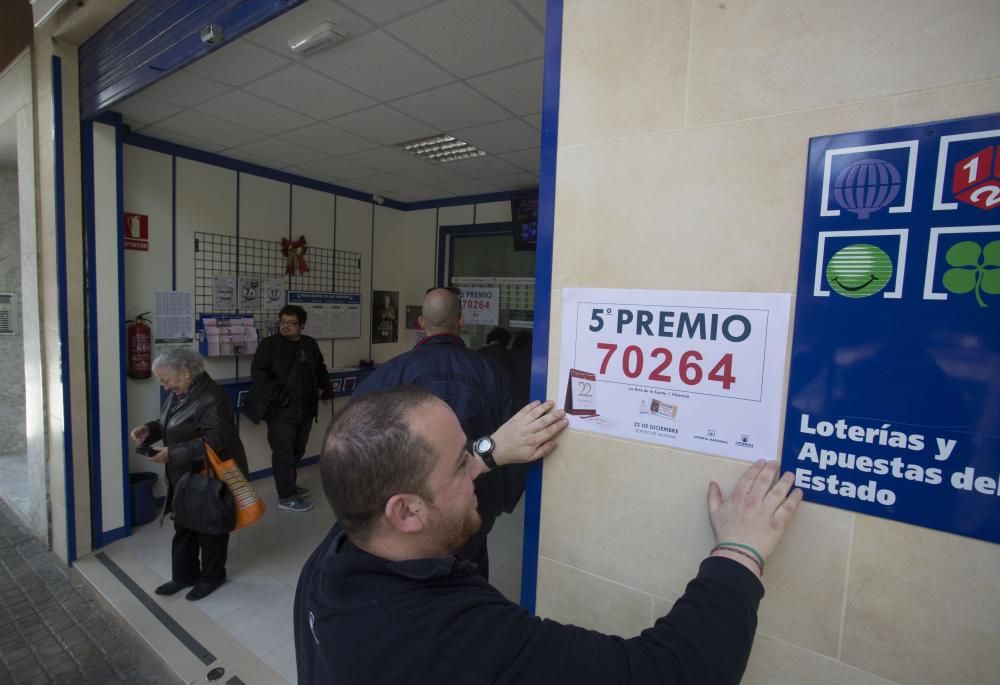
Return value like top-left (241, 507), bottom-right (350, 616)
top-left (430, 502), bottom-right (482, 556)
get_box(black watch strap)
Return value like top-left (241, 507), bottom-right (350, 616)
top-left (471, 436), bottom-right (498, 470)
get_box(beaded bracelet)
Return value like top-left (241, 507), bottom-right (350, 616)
top-left (712, 545), bottom-right (764, 575)
top-left (714, 541), bottom-right (765, 568)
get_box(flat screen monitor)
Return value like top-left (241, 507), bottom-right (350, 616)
top-left (511, 193), bottom-right (538, 251)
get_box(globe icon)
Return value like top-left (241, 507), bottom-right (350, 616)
top-left (833, 158), bottom-right (901, 219)
top-left (825, 244), bottom-right (894, 298)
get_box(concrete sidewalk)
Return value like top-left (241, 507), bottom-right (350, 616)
top-left (0, 497), bottom-right (181, 685)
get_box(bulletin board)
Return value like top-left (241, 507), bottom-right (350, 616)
top-left (193, 232), bottom-right (361, 337)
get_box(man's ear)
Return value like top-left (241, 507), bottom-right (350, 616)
top-left (417, 315), bottom-right (425, 331)
top-left (384, 493), bottom-right (428, 533)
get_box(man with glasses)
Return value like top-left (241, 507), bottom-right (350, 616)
top-left (251, 305), bottom-right (333, 512)
top-left (351, 287), bottom-right (515, 578)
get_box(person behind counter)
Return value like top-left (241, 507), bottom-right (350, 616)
top-left (130, 348), bottom-right (249, 601)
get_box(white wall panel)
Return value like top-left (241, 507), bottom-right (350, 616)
top-left (176, 158), bottom-right (237, 381)
top-left (331, 197), bottom-right (372, 369)
top-left (92, 122), bottom-right (125, 532)
top-left (122, 145), bottom-right (173, 481)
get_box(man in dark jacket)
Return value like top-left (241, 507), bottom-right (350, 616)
top-left (352, 287), bottom-right (514, 577)
top-left (294, 387), bottom-right (803, 685)
top-left (250, 305), bottom-right (333, 512)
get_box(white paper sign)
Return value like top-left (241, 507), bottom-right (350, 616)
top-left (212, 276), bottom-right (236, 310)
top-left (154, 290), bottom-right (194, 343)
top-left (460, 287), bottom-right (500, 326)
top-left (287, 291), bottom-right (361, 340)
top-left (558, 288), bottom-right (791, 462)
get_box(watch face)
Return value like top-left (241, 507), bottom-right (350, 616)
top-left (476, 437), bottom-right (493, 453)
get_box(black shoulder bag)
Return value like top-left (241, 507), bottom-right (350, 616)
top-left (172, 461), bottom-right (235, 535)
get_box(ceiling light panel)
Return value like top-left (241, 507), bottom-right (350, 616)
top-left (397, 135), bottom-right (487, 164)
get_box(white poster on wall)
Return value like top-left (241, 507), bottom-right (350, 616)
top-left (288, 291), bottom-right (361, 340)
top-left (459, 287), bottom-right (500, 326)
top-left (213, 276), bottom-right (236, 310)
top-left (154, 290), bottom-right (194, 343)
top-left (558, 288), bottom-right (791, 462)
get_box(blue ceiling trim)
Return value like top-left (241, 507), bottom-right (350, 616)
top-left (122, 130), bottom-right (537, 213)
top-left (123, 131), bottom-right (396, 207)
top-left (79, 0), bottom-right (307, 120)
top-left (402, 191), bottom-right (523, 211)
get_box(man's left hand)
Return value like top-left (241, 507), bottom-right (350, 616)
top-left (490, 400), bottom-right (568, 467)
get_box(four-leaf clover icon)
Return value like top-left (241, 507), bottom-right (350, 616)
top-left (942, 240), bottom-right (1000, 307)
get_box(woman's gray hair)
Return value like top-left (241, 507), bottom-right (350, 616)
top-left (151, 347), bottom-right (205, 377)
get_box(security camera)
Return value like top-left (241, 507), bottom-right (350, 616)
top-left (200, 24), bottom-right (224, 46)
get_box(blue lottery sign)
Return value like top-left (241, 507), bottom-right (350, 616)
top-left (783, 113), bottom-right (1000, 544)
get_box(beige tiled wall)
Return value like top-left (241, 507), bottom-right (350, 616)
top-left (540, 1), bottom-right (1000, 683)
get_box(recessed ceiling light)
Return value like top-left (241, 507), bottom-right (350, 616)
top-left (288, 22), bottom-right (346, 55)
top-left (397, 134), bottom-right (487, 164)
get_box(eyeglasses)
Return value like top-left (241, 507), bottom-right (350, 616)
top-left (425, 287), bottom-right (462, 295)
top-left (278, 319), bottom-right (302, 327)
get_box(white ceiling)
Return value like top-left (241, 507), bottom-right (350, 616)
top-left (114, 0), bottom-right (546, 203)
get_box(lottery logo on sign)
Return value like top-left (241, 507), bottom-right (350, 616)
top-left (941, 240), bottom-right (1000, 307)
top-left (825, 244), bottom-right (894, 298)
top-left (952, 145), bottom-right (1000, 211)
top-left (820, 142), bottom-right (916, 218)
top-left (833, 158), bottom-right (902, 219)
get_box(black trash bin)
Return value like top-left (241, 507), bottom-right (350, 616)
top-left (130, 472), bottom-right (159, 526)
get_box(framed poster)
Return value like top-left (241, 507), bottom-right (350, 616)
top-left (372, 290), bottom-right (398, 344)
top-left (783, 113), bottom-right (1000, 543)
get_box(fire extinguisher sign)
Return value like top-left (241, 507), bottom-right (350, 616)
top-left (124, 212), bottom-right (149, 251)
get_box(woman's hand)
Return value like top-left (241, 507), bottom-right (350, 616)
top-left (130, 425), bottom-right (150, 444)
top-left (148, 447), bottom-right (170, 464)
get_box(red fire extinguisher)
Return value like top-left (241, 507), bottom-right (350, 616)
top-left (127, 312), bottom-right (152, 379)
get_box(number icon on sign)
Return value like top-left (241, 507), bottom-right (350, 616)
top-left (953, 145), bottom-right (1000, 210)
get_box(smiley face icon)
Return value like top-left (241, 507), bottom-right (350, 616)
top-left (825, 243), bottom-right (894, 298)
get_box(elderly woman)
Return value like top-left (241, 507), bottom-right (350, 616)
top-left (130, 348), bottom-right (248, 601)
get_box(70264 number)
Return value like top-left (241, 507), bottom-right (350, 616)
top-left (595, 343), bottom-right (735, 389)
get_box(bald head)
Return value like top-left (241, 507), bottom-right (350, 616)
top-left (421, 288), bottom-right (462, 334)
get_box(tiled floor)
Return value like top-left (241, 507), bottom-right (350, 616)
top-left (83, 463), bottom-right (525, 684)
top-left (0, 453), bottom-right (29, 518)
top-left (0, 497), bottom-right (181, 685)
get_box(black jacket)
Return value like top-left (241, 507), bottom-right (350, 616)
top-left (144, 373), bottom-right (249, 516)
top-left (294, 526), bottom-right (764, 685)
top-left (352, 334), bottom-right (517, 575)
top-left (250, 333), bottom-right (332, 424)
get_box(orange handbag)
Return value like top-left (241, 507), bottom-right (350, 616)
top-left (205, 443), bottom-right (265, 530)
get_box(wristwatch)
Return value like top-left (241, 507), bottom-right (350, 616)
top-left (471, 436), bottom-right (498, 470)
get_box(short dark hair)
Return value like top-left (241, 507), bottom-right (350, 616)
top-left (321, 386), bottom-right (439, 542)
top-left (279, 304), bottom-right (307, 325)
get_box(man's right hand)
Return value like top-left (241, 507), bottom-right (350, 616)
top-left (130, 425), bottom-right (150, 445)
top-left (707, 460), bottom-right (803, 576)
